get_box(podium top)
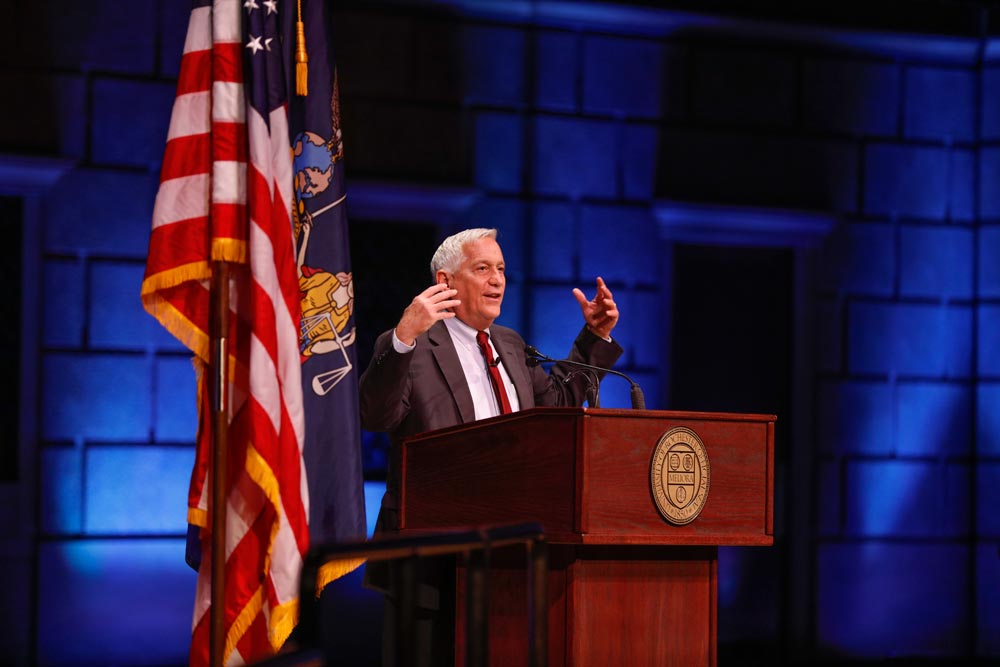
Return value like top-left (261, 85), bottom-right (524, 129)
top-left (401, 407), bottom-right (775, 547)
top-left (405, 406), bottom-right (776, 443)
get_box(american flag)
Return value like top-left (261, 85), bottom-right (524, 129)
top-left (141, 0), bottom-right (308, 665)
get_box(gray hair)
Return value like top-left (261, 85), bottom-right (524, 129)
top-left (430, 228), bottom-right (498, 276)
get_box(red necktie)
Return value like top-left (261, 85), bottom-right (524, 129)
top-left (476, 330), bottom-right (512, 415)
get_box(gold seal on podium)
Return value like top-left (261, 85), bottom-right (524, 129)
top-left (650, 427), bottom-right (710, 525)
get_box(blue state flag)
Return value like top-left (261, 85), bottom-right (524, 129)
top-left (284, 0), bottom-right (367, 584)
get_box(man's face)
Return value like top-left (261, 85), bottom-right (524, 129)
top-left (439, 237), bottom-right (506, 331)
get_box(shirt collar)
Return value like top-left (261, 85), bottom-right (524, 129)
top-left (444, 316), bottom-right (488, 347)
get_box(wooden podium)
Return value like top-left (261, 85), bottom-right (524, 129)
top-left (399, 407), bottom-right (775, 666)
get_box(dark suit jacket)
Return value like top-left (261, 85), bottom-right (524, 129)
top-left (359, 320), bottom-right (624, 532)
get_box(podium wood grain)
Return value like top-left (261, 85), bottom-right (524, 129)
top-left (401, 407), bottom-right (774, 666)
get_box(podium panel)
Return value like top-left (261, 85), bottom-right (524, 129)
top-left (401, 407), bottom-right (774, 666)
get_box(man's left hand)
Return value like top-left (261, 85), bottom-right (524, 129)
top-left (573, 276), bottom-right (619, 340)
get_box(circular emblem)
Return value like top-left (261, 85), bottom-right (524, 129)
top-left (650, 427), bottom-right (711, 525)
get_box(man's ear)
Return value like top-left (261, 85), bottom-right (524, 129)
top-left (435, 270), bottom-right (450, 287)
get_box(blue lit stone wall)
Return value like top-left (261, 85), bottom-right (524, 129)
top-left (813, 56), bottom-right (989, 657)
top-left (8, 0), bottom-right (198, 663)
top-left (1, 0), bottom-right (997, 665)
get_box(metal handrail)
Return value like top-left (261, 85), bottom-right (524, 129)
top-left (297, 522), bottom-right (548, 667)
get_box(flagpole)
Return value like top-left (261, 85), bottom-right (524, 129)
top-left (209, 260), bottom-right (231, 667)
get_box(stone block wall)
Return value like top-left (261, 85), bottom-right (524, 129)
top-left (0, 0), bottom-right (996, 664)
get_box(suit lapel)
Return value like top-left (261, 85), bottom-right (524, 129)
top-left (427, 321), bottom-right (477, 423)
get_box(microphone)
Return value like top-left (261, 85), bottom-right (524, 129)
top-left (525, 345), bottom-right (646, 410)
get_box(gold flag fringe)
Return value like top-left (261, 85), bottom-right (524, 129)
top-left (317, 557), bottom-right (366, 594)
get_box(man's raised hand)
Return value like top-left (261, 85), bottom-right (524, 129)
top-left (394, 284), bottom-right (461, 345)
top-left (572, 276), bottom-right (619, 340)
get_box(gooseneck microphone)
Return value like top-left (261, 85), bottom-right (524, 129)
top-left (525, 345), bottom-right (646, 410)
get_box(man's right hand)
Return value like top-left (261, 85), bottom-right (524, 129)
top-left (394, 284), bottom-right (461, 345)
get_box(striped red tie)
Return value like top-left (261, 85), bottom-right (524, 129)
top-left (476, 331), bottom-right (512, 415)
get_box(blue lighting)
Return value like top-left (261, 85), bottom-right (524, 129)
top-left (37, 540), bottom-right (194, 666)
top-left (85, 446), bottom-right (193, 534)
top-left (364, 481), bottom-right (385, 537)
top-left (22, 0), bottom-right (1000, 664)
top-left (819, 543), bottom-right (970, 657)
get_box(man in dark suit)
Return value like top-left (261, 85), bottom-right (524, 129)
top-left (359, 227), bottom-right (622, 665)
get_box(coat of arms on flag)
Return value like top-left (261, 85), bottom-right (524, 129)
top-left (293, 82), bottom-right (357, 395)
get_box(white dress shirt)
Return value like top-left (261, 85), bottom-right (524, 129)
top-left (442, 317), bottom-right (520, 419)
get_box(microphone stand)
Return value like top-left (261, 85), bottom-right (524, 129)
top-left (525, 345), bottom-right (646, 410)
top-left (562, 368), bottom-right (601, 408)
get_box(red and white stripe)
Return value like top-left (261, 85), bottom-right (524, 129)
top-left (141, 1), bottom-right (308, 665)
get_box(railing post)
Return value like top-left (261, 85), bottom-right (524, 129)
top-left (464, 545), bottom-right (489, 667)
top-left (396, 556), bottom-right (417, 667)
top-left (296, 553), bottom-right (320, 647)
top-left (528, 538), bottom-right (548, 667)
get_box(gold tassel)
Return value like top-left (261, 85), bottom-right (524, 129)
top-left (295, 20), bottom-right (308, 96)
top-left (294, 0), bottom-right (308, 95)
